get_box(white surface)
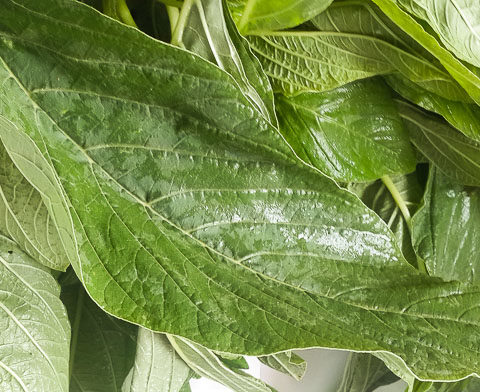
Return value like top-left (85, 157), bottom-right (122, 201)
top-left (190, 348), bottom-right (407, 392)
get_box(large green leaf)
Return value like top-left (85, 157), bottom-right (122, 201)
top-left (183, 0), bottom-right (276, 125)
top-left (275, 78), bottom-right (415, 182)
top-left (386, 75), bottom-right (480, 141)
top-left (337, 353), bottom-right (398, 392)
top-left (168, 335), bottom-right (274, 392)
top-left (411, 169), bottom-right (480, 283)
top-left (397, 100), bottom-right (480, 186)
top-left (247, 1), bottom-right (468, 98)
top-left (0, 235), bottom-right (70, 392)
top-left (0, 142), bottom-right (69, 270)
top-left (258, 351), bottom-right (306, 381)
top-left (3, 0), bottom-right (480, 382)
top-left (227, 0), bottom-right (333, 34)
top-left (371, 0), bottom-right (480, 105)
top-left (396, 0), bottom-right (480, 68)
top-left (122, 329), bottom-right (193, 392)
top-left (62, 282), bottom-right (137, 392)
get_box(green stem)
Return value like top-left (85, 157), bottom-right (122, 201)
top-left (170, 0), bottom-right (195, 47)
top-left (381, 175), bottom-right (427, 274)
top-left (167, 6), bottom-right (180, 37)
top-left (117, 0), bottom-right (137, 27)
top-left (69, 287), bottom-right (85, 381)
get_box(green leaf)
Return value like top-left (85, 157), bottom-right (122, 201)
top-left (61, 283), bottom-right (137, 392)
top-left (411, 169), bottom-right (480, 283)
top-left (395, 0), bottom-right (480, 68)
top-left (247, 2), bottom-right (468, 98)
top-left (168, 335), bottom-right (274, 392)
top-left (3, 0), bottom-right (480, 382)
top-left (371, 0), bottom-right (480, 105)
top-left (258, 351), bottom-right (306, 381)
top-left (227, 0), bottom-right (333, 35)
top-left (122, 329), bottom-right (193, 392)
top-left (386, 75), bottom-right (480, 141)
top-left (275, 78), bottom-right (415, 182)
top-left (397, 100), bottom-right (480, 186)
top-left (0, 142), bottom-right (69, 270)
top-left (337, 353), bottom-right (398, 392)
top-left (183, 0), bottom-right (277, 125)
top-left (0, 235), bottom-right (70, 392)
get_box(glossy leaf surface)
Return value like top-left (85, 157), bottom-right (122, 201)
top-left (0, 235), bottom-right (70, 392)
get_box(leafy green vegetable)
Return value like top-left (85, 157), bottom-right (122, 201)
top-left (1, 0), bottom-right (480, 390)
top-left (275, 78), bottom-right (415, 182)
top-left (0, 235), bottom-right (70, 392)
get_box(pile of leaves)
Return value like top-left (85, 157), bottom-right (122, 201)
top-left (0, 0), bottom-right (479, 391)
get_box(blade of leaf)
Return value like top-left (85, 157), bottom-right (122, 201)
top-left (227, 0), bottom-right (333, 35)
top-left (182, 0), bottom-right (277, 125)
top-left (395, 0), bottom-right (480, 68)
top-left (336, 353), bottom-right (398, 392)
top-left (2, 0), bottom-right (480, 382)
top-left (386, 74), bottom-right (480, 142)
top-left (0, 141), bottom-right (69, 270)
top-left (61, 282), bottom-right (137, 392)
top-left (411, 168), bottom-right (480, 283)
top-left (371, 0), bottom-right (480, 105)
top-left (168, 335), bottom-right (274, 392)
top-left (122, 328), bottom-right (193, 392)
top-left (397, 100), bottom-right (480, 186)
top-left (275, 78), bottom-right (415, 182)
top-left (0, 234), bottom-right (70, 392)
top-left (258, 352), bottom-right (306, 381)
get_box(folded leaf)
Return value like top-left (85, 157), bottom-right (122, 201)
top-left (228, 0), bottom-right (333, 34)
top-left (258, 351), bottom-right (306, 381)
top-left (371, 0), bottom-right (480, 105)
top-left (62, 282), bottom-right (137, 392)
top-left (3, 0), bottom-right (480, 382)
top-left (168, 335), bottom-right (274, 392)
top-left (396, 0), bottom-right (480, 68)
top-left (337, 353), bottom-right (398, 392)
top-left (0, 142), bottom-right (69, 270)
top-left (397, 100), bottom-right (480, 186)
top-left (386, 75), bottom-right (480, 141)
top-left (275, 78), bottom-right (415, 182)
top-left (247, 1), bottom-right (468, 98)
top-left (412, 169), bottom-right (480, 283)
top-left (0, 235), bottom-right (70, 392)
top-left (122, 329), bottom-right (193, 392)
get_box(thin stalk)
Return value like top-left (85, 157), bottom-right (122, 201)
top-left (171, 0), bottom-right (195, 47)
top-left (381, 175), bottom-right (427, 274)
top-left (167, 6), bottom-right (180, 37)
top-left (69, 287), bottom-right (85, 381)
top-left (117, 0), bottom-right (137, 27)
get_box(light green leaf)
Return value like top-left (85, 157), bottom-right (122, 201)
top-left (337, 353), bottom-right (398, 392)
top-left (61, 282), bottom-right (137, 392)
top-left (259, 351), bottom-right (306, 381)
top-left (247, 2), bottom-right (468, 97)
top-left (228, 0), bottom-right (333, 35)
top-left (3, 0), bottom-right (480, 382)
top-left (386, 75), bottom-right (480, 141)
top-left (396, 0), bottom-right (480, 68)
top-left (122, 329), bottom-right (193, 392)
top-left (183, 0), bottom-right (276, 125)
top-left (411, 169), bottom-right (480, 283)
top-left (168, 335), bottom-right (274, 392)
top-left (275, 78), bottom-right (415, 182)
top-left (397, 100), bottom-right (480, 186)
top-left (0, 142), bottom-right (69, 270)
top-left (371, 0), bottom-right (480, 105)
top-left (0, 235), bottom-right (70, 392)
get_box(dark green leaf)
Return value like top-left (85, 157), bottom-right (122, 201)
top-left (275, 78), bottom-right (415, 182)
top-left (0, 235), bottom-right (70, 392)
top-left (412, 169), bottom-right (480, 283)
top-left (397, 100), bottom-right (480, 186)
